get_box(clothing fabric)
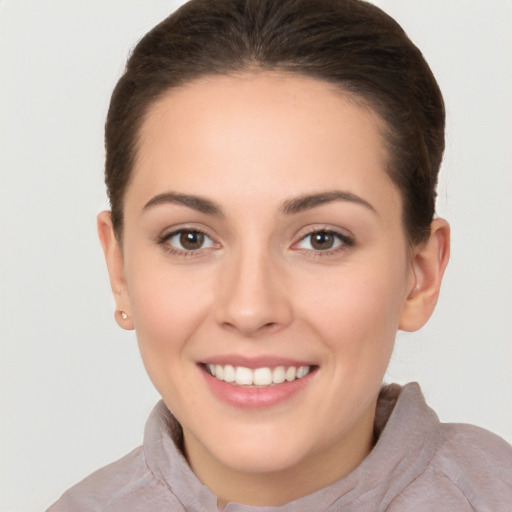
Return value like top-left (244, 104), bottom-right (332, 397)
top-left (47, 383), bottom-right (512, 511)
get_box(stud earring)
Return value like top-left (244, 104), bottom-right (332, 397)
top-left (115, 309), bottom-right (134, 330)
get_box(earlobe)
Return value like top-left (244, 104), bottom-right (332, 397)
top-left (97, 211), bottom-right (134, 330)
top-left (399, 218), bottom-right (450, 332)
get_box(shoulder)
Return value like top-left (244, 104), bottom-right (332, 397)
top-left (392, 422), bottom-right (512, 511)
top-left (46, 446), bottom-right (181, 512)
top-left (376, 384), bottom-right (512, 511)
top-left (435, 422), bottom-right (512, 493)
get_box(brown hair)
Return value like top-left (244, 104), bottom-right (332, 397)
top-left (105, 0), bottom-right (445, 244)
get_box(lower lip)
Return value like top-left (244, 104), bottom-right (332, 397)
top-left (201, 367), bottom-right (315, 409)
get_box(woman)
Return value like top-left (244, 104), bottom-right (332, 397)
top-left (48, 0), bottom-right (512, 510)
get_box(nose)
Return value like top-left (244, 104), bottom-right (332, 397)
top-left (215, 247), bottom-right (293, 338)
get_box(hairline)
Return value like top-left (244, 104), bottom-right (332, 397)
top-left (114, 68), bottom-right (404, 245)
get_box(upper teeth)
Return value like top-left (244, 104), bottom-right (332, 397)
top-left (207, 364), bottom-right (311, 386)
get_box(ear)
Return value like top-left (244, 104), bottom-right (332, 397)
top-left (97, 211), bottom-right (134, 330)
top-left (399, 218), bottom-right (450, 332)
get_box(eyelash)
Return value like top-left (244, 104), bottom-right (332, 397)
top-left (293, 228), bottom-right (354, 256)
top-left (156, 227), bottom-right (354, 258)
top-left (157, 228), bottom-right (217, 258)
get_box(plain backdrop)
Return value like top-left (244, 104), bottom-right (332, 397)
top-left (1, 1), bottom-right (511, 511)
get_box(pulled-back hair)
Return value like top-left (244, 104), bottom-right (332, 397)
top-left (105, 0), bottom-right (445, 244)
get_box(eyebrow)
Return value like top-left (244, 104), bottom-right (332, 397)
top-left (143, 189), bottom-right (376, 217)
top-left (281, 190), bottom-right (377, 215)
top-left (143, 192), bottom-right (223, 216)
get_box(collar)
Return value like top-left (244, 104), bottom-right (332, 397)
top-left (142, 382), bottom-right (441, 511)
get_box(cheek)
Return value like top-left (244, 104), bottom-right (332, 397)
top-left (303, 268), bottom-right (407, 415)
top-left (125, 259), bottom-right (212, 368)
top-left (305, 259), bottom-right (409, 359)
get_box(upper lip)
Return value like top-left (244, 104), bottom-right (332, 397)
top-left (199, 355), bottom-right (316, 369)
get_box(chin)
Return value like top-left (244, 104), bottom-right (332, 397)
top-left (218, 444), bottom-right (309, 474)
top-left (201, 421), bottom-right (320, 474)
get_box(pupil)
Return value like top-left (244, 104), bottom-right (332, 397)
top-left (180, 231), bottom-right (204, 250)
top-left (311, 232), bottom-right (333, 250)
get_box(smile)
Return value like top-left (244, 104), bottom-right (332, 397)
top-left (205, 364), bottom-right (313, 387)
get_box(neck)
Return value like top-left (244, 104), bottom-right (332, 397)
top-left (184, 402), bottom-right (376, 507)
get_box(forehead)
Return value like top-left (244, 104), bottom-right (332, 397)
top-left (129, 72), bottom-right (397, 210)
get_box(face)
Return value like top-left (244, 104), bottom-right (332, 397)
top-left (101, 72), bottom-right (435, 501)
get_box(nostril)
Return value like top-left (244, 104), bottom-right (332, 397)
top-left (214, 270), bottom-right (293, 335)
top-left (220, 319), bottom-right (281, 338)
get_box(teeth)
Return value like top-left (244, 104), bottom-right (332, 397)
top-left (253, 367), bottom-right (272, 386)
top-left (207, 364), bottom-right (312, 386)
top-left (235, 366), bottom-right (253, 386)
top-left (272, 366), bottom-right (286, 384)
top-left (223, 364), bottom-right (235, 383)
top-left (285, 366), bottom-right (296, 381)
top-left (215, 364), bottom-right (224, 381)
top-left (296, 366), bottom-right (309, 379)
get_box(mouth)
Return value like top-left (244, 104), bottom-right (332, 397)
top-left (202, 363), bottom-right (314, 387)
top-left (198, 357), bottom-right (318, 408)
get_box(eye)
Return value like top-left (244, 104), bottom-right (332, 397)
top-left (295, 230), bottom-right (352, 252)
top-left (163, 229), bottom-right (216, 252)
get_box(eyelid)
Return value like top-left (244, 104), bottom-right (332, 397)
top-left (156, 225), bottom-right (221, 257)
top-left (291, 225), bottom-right (354, 253)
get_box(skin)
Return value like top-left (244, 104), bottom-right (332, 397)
top-left (98, 72), bottom-right (449, 506)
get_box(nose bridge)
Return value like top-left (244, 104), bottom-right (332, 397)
top-left (215, 239), bottom-right (292, 336)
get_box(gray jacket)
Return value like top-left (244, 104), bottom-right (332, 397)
top-left (47, 382), bottom-right (512, 511)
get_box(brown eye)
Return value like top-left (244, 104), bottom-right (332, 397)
top-left (179, 230), bottom-right (205, 250)
top-left (295, 229), bottom-right (353, 252)
top-left (310, 231), bottom-right (335, 250)
top-left (164, 229), bottom-right (215, 252)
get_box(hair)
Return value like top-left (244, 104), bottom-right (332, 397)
top-left (105, 0), bottom-right (445, 245)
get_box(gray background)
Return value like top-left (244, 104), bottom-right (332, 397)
top-left (1, 1), bottom-right (511, 510)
